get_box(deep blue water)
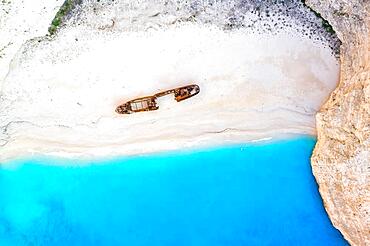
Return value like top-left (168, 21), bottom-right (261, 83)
top-left (0, 136), bottom-right (347, 246)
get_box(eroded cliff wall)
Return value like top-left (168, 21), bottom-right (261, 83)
top-left (306, 0), bottom-right (370, 245)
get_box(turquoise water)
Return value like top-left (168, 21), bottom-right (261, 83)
top-left (0, 136), bottom-right (347, 245)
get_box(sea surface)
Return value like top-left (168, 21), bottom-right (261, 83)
top-left (0, 136), bottom-right (347, 245)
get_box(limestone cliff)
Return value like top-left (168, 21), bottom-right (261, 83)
top-left (306, 0), bottom-right (370, 245)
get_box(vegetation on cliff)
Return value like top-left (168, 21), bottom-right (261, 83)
top-left (48, 0), bottom-right (81, 35)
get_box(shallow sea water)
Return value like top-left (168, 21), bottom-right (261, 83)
top-left (0, 136), bottom-right (347, 245)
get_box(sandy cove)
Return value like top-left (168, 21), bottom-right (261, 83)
top-left (0, 2), bottom-right (339, 162)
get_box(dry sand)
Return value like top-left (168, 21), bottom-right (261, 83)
top-left (0, 1), bottom-right (339, 162)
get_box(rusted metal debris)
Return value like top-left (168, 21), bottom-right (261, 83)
top-left (115, 84), bottom-right (200, 114)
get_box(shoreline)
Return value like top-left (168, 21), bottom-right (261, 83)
top-left (1, 132), bottom-right (316, 164)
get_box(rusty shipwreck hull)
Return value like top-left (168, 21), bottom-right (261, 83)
top-left (116, 84), bottom-right (200, 114)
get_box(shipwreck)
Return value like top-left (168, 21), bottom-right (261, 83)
top-left (115, 84), bottom-right (200, 114)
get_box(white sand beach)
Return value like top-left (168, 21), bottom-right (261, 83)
top-left (0, 0), bottom-right (339, 161)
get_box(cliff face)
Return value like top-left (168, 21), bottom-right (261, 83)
top-left (306, 0), bottom-right (370, 245)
